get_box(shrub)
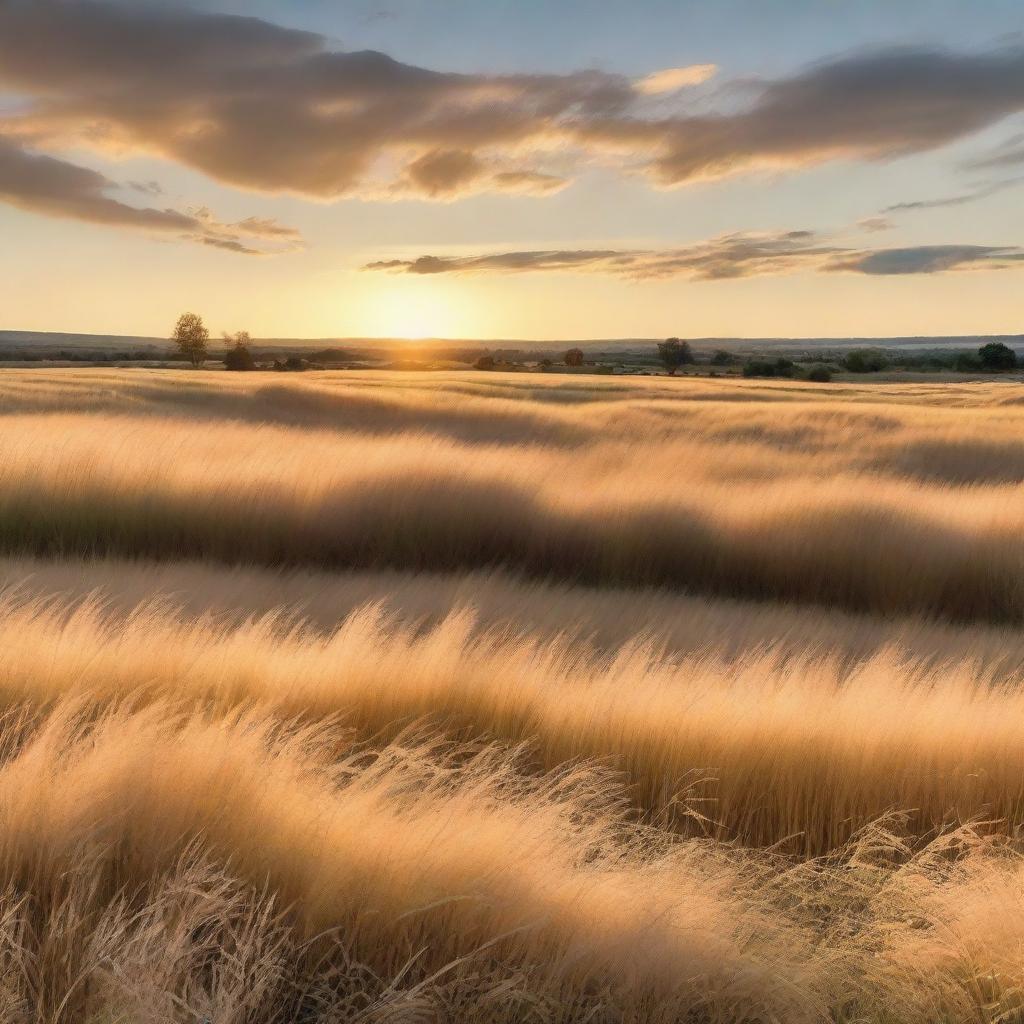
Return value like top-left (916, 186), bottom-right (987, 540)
top-left (843, 349), bottom-right (888, 373)
top-left (743, 358), bottom-right (795, 379)
top-left (223, 331), bottom-right (256, 371)
top-left (474, 355), bottom-right (496, 371)
top-left (564, 348), bottom-right (584, 367)
top-left (224, 346), bottom-right (255, 371)
top-left (806, 365), bottom-right (832, 383)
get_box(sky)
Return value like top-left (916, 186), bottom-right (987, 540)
top-left (0, 0), bottom-right (1023, 340)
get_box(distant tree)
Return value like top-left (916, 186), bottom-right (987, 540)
top-left (657, 337), bottom-right (694, 375)
top-left (284, 355), bottom-right (306, 371)
top-left (978, 341), bottom-right (1018, 371)
top-left (743, 357), bottom-right (796, 379)
top-left (539, 357), bottom-right (553, 370)
top-left (474, 354), bottom-right (496, 371)
top-left (955, 351), bottom-right (982, 372)
top-left (843, 348), bottom-right (888, 373)
top-left (172, 312), bottom-right (209, 368)
top-left (564, 347), bottom-right (584, 367)
top-left (710, 349), bottom-right (734, 366)
top-left (806, 365), bottom-right (832, 383)
top-left (223, 330), bottom-right (256, 371)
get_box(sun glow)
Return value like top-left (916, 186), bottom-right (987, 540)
top-left (355, 277), bottom-right (479, 339)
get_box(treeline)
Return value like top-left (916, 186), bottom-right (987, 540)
top-left (475, 338), bottom-right (1023, 381)
top-left (741, 341), bottom-right (1019, 379)
top-left (0, 348), bottom-right (160, 362)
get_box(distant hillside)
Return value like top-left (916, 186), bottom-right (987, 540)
top-left (1, 330), bottom-right (1022, 360)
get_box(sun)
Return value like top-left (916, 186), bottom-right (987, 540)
top-left (356, 277), bottom-right (477, 340)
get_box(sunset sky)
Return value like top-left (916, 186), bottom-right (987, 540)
top-left (1, 0), bottom-right (1023, 340)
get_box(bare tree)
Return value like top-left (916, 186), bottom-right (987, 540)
top-left (172, 312), bottom-right (209, 368)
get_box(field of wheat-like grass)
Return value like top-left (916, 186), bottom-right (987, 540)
top-left (3, 367), bottom-right (1024, 1022)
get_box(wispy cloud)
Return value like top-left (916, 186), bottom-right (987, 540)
top-left (365, 231), bottom-right (1024, 280)
top-left (633, 64), bottom-right (718, 95)
top-left (0, 133), bottom-right (301, 254)
top-left (965, 132), bottom-right (1024, 169)
top-left (857, 216), bottom-right (894, 233)
top-left (882, 176), bottom-right (1024, 212)
top-left (828, 244), bottom-right (1024, 275)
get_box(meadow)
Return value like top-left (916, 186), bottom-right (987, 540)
top-left (3, 367), bottom-right (1024, 1021)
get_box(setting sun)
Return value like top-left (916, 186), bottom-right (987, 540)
top-left (353, 276), bottom-right (479, 339)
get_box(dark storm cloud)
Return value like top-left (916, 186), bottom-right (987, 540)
top-left (2, 2), bottom-right (1024, 202)
top-left (366, 233), bottom-right (1024, 280)
top-left (0, 133), bottom-right (301, 253)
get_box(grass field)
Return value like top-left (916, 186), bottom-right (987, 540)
top-left (3, 367), bottom-right (1024, 1021)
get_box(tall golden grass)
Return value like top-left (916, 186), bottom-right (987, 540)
top-left (2, 368), bottom-right (1024, 1019)
top-left (9, 554), bottom-right (1024, 669)
top-left (3, 388), bottom-right (1024, 617)
top-left (1, 702), bottom-right (1024, 1022)
top-left (0, 592), bottom-right (1022, 851)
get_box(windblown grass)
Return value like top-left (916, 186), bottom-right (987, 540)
top-left (0, 592), bottom-right (1022, 852)
top-left (4, 372), bottom-right (1024, 618)
top-left (2, 368), bottom-right (1024, 1020)
top-left (0, 702), bottom-right (1023, 1023)
top-left (8, 554), bottom-right (1024, 670)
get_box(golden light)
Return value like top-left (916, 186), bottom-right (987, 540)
top-left (354, 276), bottom-right (480, 339)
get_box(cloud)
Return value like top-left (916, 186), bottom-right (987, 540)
top-left (882, 177), bottom-right (1024, 212)
top-left (1, 3), bottom-right (1023, 201)
top-left (966, 132), bottom-right (1024, 169)
top-left (400, 149), bottom-right (485, 198)
top-left (827, 244), bottom-right (1024, 275)
top-left (366, 250), bottom-right (630, 276)
top-left (128, 179), bottom-right (164, 196)
top-left (0, 0), bottom-right (636, 200)
top-left (490, 170), bottom-right (569, 195)
top-left (227, 216), bottom-right (304, 240)
top-left (0, 133), bottom-right (300, 253)
top-left (365, 231), bottom-right (841, 280)
top-left (588, 46), bottom-right (1024, 186)
top-left (365, 231), bottom-right (1024, 280)
top-left (633, 64), bottom-right (717, 95)
top-left (857, 216), bottom-right (894, 233)
top-left (978, 144), bottom-right (1024, 168)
